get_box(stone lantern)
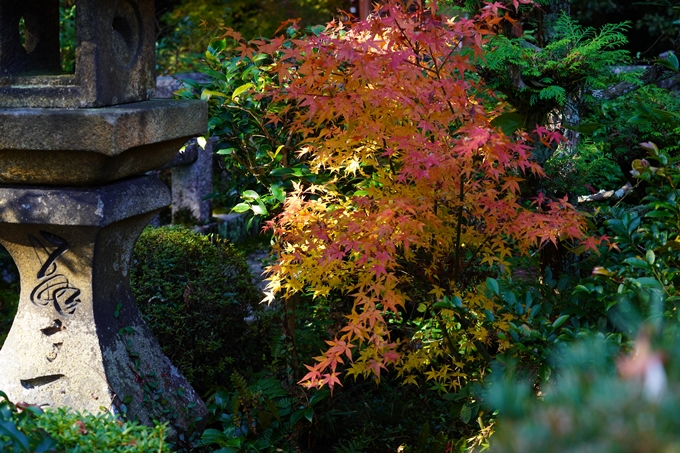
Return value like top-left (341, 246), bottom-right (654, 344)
top-left (0, 0), bottom-right (208, 434)
top-left (0, 0), bottom-right (155, 108)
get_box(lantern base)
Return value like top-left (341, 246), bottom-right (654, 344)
top-left (0, 175), bottom-right (207, 432)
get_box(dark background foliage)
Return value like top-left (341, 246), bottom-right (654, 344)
top-left (572, 0), bottom-right (679, 58)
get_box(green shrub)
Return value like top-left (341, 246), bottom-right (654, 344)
top-left (130, 226), bottom-right (263, 396)
top-left (155, 0), bottom-right (345, 73)
top-left (37, 409), bottom-right (170, 453)
top-left (486, 141), bottom-right (680, 452)
top-left (201, 371), bottom-right (329, 453)
top-left (486, 328), bottom-right (680, 453)
top-left (582, 84), bottom-right (680, 180)
top-left (573, 142), bottom-right (680, 337)
top-left (543, 142), bottom-right (625, 199)
top-left (0, 246), bottom-right (18, 348)
top-left (0, 391), bottom-right (169, 452)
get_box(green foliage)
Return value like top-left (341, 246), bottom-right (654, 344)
top-left (543, 142), bottom-right (625, 197)
top-left (582, 84), bottom-right (680, 176)
top-left (317, 377), bottom-right (485, 453)
top-left (575, 143), bottom-right (680, 335)
top-left (156, 0), bottom-right (345, 73)
top-left (200, 372), bottom-right (328, 452)
top-left (36, 408), bottom-right (170, 453)
top-left (59, 0), bottom-right (76, 73)
top-left (130, 226), bottom-right (264, 396)
top-left (489, 269), bottom-right (595, 375)
top-left (482, 13), bottom-right (635, 125)
top-left (177, 29), bottom-right (322, 218)
top-left (156, 0), bottom-right (234, 74)
top-left (486, 327), bottom-right (680, 453)
top-left (0, 392), bottom-right (56, 453)
top-left (572, 0), bottom-right (680, 57)
top-left (0, 391), bottom-right (169, 452)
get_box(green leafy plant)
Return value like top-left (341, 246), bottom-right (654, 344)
top-left (315, 375), bottom-right (486, 453)
top-left (59, 0), bottom-right (76, 73)
top-left (36, 407), bottom-right (170, 453)
top-left (575, 142), bottom-right (680, 335)
top-left (572, 0), bottom-right (680, 57)
top-left (177, 27), bottom-right (324, 220)
top-left (482, 13), bottom-right (636, 127)
top-left (130, 226), bottom-right (264, 396)
top-left (486, 325), bottom-right (680, 453)
top-left (200, 372), bottom-right (329, 452)
top-left (579, 84), bottom-right (680, 179)
top-left (156, 0), bottom-right (345, 73)
top-left (543, 142), bottom-right (625, 198)
top-left (0, 391), bottom-right (169, 453)
top-left (0, 391), bottom-right (56, 453)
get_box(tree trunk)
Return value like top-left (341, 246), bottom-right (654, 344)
top-left (536, 0), bottom-right (570, 46)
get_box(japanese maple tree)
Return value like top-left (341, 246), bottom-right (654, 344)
top-left (222, 1), bottom-right (592, 391)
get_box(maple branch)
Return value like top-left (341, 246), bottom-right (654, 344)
top-left (227, 146), bottom-right (254, 175)
top-left (455, 312), bottom-right (493, 364)
top-left (405, 57), bottom-right (439, 76)
top-left (466, 234), bottom-right (492, 266)
top-left (453, 176), bottom-right (465, 282)
top-left (392, 17), bottom-right (417, 58)
top-left (282, 131), bottom-right (295, 168)
top-left (230, 104), bottom-right (278, 144)
top-left (427, 43), bottom-right (442, 74)
top-left (434, 309), bottom-right (462, 362)
top-left (591, 64), bottom-right (679, 100)
top-left (439, 44), bottom-right (462, 72)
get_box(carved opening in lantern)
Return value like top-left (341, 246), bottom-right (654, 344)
top-left (0, 0), bottom-right (77, 77)
top-left (0, 0), bottom-right (154, 108)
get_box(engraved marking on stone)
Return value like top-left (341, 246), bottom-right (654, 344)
top-left (41, 319), bottom-right (65, 336)
top-left (29, 231), bottom-right (81, 316)
top-left (20, 374), bottom-right (65, 390)
top-left (31, 231), bottom-right (68, 279)
top-left (46, 343), bottom-right (63, 363)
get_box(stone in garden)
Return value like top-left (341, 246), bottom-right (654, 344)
top-left (0, 99), bottom-right (207, 185)
top-left (171, 137), bottom-right (215, 224)
top-left (0, 0), bottom-right (155, 108)
top-left (0, 177), bottom-right (206, 428)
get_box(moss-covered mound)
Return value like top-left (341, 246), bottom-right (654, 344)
top-left (130, 226), bottom-right (262, 396)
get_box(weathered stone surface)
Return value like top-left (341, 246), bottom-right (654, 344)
top-left (0, 99), bottom-right (207, 185)
top-left (0, 176), bottom-right (207, 431)
top-left (171, 137), bottom-right (215, 224)
top-left (0, 0), bottom-right (156, 108)
top-left (211, 213), bottom-right (260, 243)
top-left (159, 143), bottom-right (198, 169)
top-left (155, 73), bottom-right (208, 100)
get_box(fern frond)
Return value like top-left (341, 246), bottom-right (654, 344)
top-left (539, 86), bottom-right (567, 105)
top-left (479, 12), bottom-right (634, 120)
